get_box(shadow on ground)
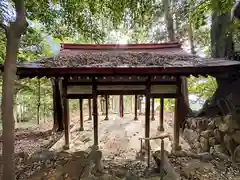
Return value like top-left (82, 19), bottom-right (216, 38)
top-left (24, 147), bottom-right (167, 180)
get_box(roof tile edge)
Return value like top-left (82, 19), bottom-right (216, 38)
top-left (60, 42), bottom-right (182, 50)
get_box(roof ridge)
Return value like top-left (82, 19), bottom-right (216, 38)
top-left (60, 42), bottom-right (182, 51)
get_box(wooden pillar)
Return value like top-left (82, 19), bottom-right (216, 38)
top-left (158, 98), bottom-right (164, 131)
top-left (173, 77), bottom-right (182, 151)
top-left (79, 99), bottom-right (84, 131)
top-left (88, 99), bottom-right (92, 120)
top-left (134, 95), bottom-right (138, 120)
top-left (151, 98), bottom-right (155, 121)
top-left (100, 95), bottom-right (104, 114)
top-left (92, 77), bottom-right (98, 147)
top-left (111, 96), bottom-right (114, 113)
top-left (51, 78), bottom-right (64, 131)
top-left (145, 76), bottom-right (151, 167)
top-left (104, 95), bottom-right (109, 120)
top-left (120, 95), bottom-right (124, 118)
top-left (63, 78), bottom-right (70, 149)
top-left (139, 96), bottom-right (143, 115)
top-left (52, 78), bottom-right (59, 130)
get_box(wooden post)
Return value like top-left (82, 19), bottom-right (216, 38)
top-left (88, 99), bottom-right (92, 120)
top-left (145, 76), bottom-right (151, 167)
top-left (151, 98), bottom-right (155, 121)
top-left (100, 95), bottom-right (104, 114)
top-left (160, 139), bottom-right (164, 180)
top-left (104, 95), bottom-right (109, 120)
top-left (158, 98), bottom-right (164, 131)
top-left (79, 98), bottom-right (84, 131)
top-left (120, 95), bottom-right (124, 118)
top-left (139, 96), bottom-right (143, 115)
top-left (111, 95), bottom-right (114, 113)
top-left (63, 78), bottom-right (70, 149)
top-left (52, 78), bottom-right (58, 130)
top-left (92, 77), bottom-right (98, 147)
top-left (134, 95), bottom-right (138, 120)
top-left (173, 77), bottom-right (182, 151)
top-left (51, 78), bottom-right (64, 131)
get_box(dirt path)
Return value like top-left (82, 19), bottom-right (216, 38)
top-left (51, 112), bottom-right (187, 155)
top-left (26, 113), bottom-right (178, 180)
top-left (45, 113), bottom-right (193, 179)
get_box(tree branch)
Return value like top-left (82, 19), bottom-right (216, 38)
top-left (0, 22), bottom-right (9, 35)
top-left (12, 0), bottom-right (28, 36)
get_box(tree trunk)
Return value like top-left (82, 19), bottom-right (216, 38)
top-left (37, 79), bottom-right (40, 125)
top-left (181, 77), bottom-right (189, 108)
top-left (188, 22), bottom-right (196, 55)
top-left (211, 13), bottom-right (233, 59)
top-left (198, 10), bottom-right (235, 116)
top-left (163, 0), bottom-right (189, 118)
top-left (20, 96), bottom-right (23, 122)
top-left (163, 0), bottom-right (175, 41)
top-left (173, 0), bottom-right (181, 41)
top-left (1, 35), bottom-right (18, 180)
top-left (16, 94), bottom-right (20, 123)
top-left (181, 22), bottom-right (195, 112)
top-left (1, 1), bottom-right (27, 179)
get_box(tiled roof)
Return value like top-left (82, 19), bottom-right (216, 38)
top-left (19, 42), bottom-right (240, 68)
top-left (2, 42), bottom-right (237, 78)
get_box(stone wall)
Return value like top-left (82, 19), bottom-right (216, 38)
top-left (183, 114), bottom-right (240, 163)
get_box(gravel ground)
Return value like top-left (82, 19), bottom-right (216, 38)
top-left (2, 112), bottom-right (240, 180)
top-left (169, 155), bottom-right (240, 180)
top-left (0, 113), bottom-right (82, 179)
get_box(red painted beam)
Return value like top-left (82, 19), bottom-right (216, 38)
top-left (16, 65), bottom-right (240, 78)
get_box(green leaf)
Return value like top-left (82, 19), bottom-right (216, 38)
top-left (51, 0), bottom-right (57, 5)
